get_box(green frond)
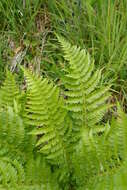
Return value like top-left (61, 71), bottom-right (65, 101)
top-left (57, 36), bottom-right (110, 129)
top-left (22, 68), bottom-right (68, 164)
top-left (0, 71), bottom-right (20, 108)
top-left (0, 106), bottom-right (25, 149)
top-left (90, 161), bottom-right (127, 190)
top-left (107, 105), bottom-right (127, 159)
top-left (0, 156), bottom-right (60, 190)
top-left (79, 107), bottom-right (127, 190)
top-left (0, 157), bottom-right (25, 188)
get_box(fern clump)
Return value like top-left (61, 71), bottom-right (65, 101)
top-left (2, 37), bottom-right (127, 189)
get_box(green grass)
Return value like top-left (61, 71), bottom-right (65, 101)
top-left (0, 0), bottom-right (52, 78)
top-left (46, 0), bottom-right (127, 107)
top-left (48, 1), bottom-right (127, 73)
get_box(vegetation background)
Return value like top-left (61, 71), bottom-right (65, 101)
top-left (1, 0), bottom-right (127, 189)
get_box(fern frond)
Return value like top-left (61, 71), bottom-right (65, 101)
top-left (81, 106), bottom-right (127, 190)
top-left (22, 68), bottom-right (68, 164)
top-left (0, 156), bottom-right (60, 190)
top-left (90, 161), bottom-right (127, 190)
top-left (57, 36), bottom-right (110, 129)
top-left (0, 106), bottom-right (25, 149)
top-left (0, 157), bottom-right (25, 188)
top-left (0, 71), bottom-right (20, 108)
top-left (107, 105), bottom-right (127, 159)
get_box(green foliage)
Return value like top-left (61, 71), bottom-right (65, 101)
top-left (0, 0), bottom-right (43, 39)
top-left (50, 0), bottom-right (127, 74)
top-left (1, 37), bottom-right (127, 189)
top-left (0, 78), bottom-right (60, 190)
top-left (0, 70), bottom-right (20, 108)
top-left (88, 106), bottom-right (127, 190)
top-left (22, 67), bottom-right (68, 164)
top-left (57, 36), bottom-right (110, 128)
top-left (1, 0), bottom-right (127, 104)
top-left (0, 0), bottom-right (127, 188)
top-left (0, 65), bottom-right (61, 189)
top-left (45, 0), bottom-right (127, 104)
top-left (70, 106), bottom-right (127, 189)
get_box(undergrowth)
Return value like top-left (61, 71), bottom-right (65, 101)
top-left (0, 36), bottom-right (127, 189)
top-left (0, 1), bottom-right (127, 189)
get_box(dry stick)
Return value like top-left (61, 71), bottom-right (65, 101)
top-left (10, 48), bottom-right (28, 73)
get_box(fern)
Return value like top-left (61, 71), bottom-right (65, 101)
top-left (0, 155), bottom-right (60, 190)
top-left (0, 71), bottom-right (20, 108)
top-left (0, 73), bottom-right (60, 189)
top-left (0, 105), bottom-right (60, 189)
top-left (19, 37), bottom-right (111, 188)
top-left (90, 161), bottom-right (127, 190)
top-left (57, 36), bottom-right (110, 130)
top-left (74, 106), bottom-right (127, 190)
top-left (0, 107), bottom-right (25, 149)
top-left (2, 37), bottom-right (126, 190)
top-left (22, 67), bottom-right (69, 165)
